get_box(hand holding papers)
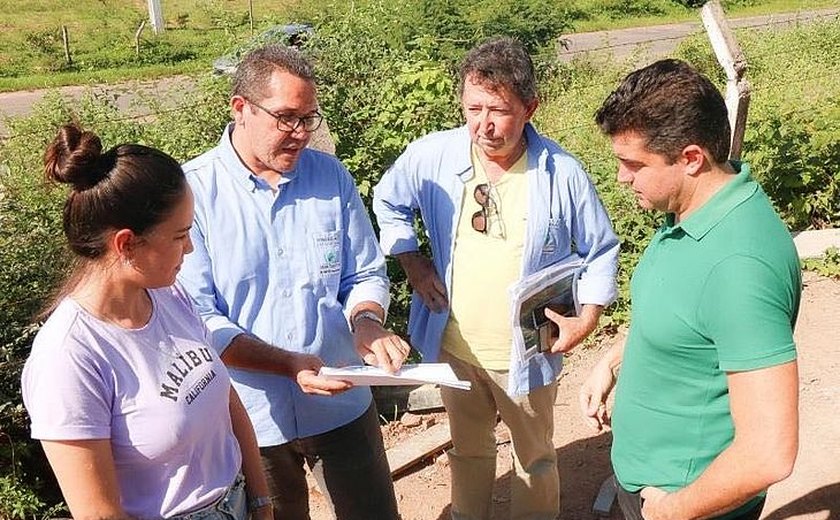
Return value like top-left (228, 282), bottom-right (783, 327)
top-left (319, 363), bottom-right (472, 390)
top-left (510, 255), bottom-right (584, 361)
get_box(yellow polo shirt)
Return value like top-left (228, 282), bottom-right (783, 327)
top-left (441, 148), bottom-right (528, 370)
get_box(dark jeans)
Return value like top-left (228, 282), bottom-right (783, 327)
top-left (616, 481), bottom-right (765, 520)
top-left (259, 402), bottom-right (399, 520)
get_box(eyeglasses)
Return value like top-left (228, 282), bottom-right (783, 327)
top-left (247, 99), bottom-right (323, 133)
top-left (471, 183), bottom-right (495, 234)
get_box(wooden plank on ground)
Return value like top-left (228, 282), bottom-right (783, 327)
top-left (374, 384), bottom-right (444, 417)
top-left (386, 422), bottom-right (452, 477)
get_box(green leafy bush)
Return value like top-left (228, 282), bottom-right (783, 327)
top-left (21, 30), bottom-right (69, 74)
top-left (0, 475), bottom-right (44, 519)
top-left (745, 104), bottom-right (840, 229)
top-left (423, 0), bottom-right (574, 54)
top-left (0, 94), bottom-right (75, 518)
top-left (739, 22), bottom-right (840, 230)
top-left (293, 0), bottom-right (574, 63)
top-left (802, 247), bottom-right (840, 279)
top-left (673, 0), bottom-right (706, 7)
top-left (597, 0), bottom-right (669, 19)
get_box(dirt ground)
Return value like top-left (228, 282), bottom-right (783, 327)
top-left (308, 271), bottom-right (839, 520)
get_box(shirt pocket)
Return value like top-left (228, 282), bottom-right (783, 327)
top-left (539, 218), bottom-right (571, 263)
top-left (308, 229), bottom-right (343, 294)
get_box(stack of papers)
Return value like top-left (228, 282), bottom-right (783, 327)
top-left (509, 255), bottom-right (584, 361)
top-left (319, 363), bottom-right (471, 390)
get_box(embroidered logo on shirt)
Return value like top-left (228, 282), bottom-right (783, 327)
top-left (312, 231), bottom-right (341, 277)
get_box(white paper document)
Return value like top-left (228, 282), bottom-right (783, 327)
top-left (319, 363), bottom-right (471, 390)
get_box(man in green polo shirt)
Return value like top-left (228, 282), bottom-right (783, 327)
top-left (580, 59), bottom-right (801, 520)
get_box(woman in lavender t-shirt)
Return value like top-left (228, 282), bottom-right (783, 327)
top-left (21, 125), bottom-right (273, 519)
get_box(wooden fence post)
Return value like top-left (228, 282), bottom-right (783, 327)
top-left (61, 25), bottom-right (72, 65)
top-left (701, 0), bottom-right (750, 160)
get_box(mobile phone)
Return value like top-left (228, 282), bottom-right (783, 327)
top-left (533, 302), bottom-right (573, 353)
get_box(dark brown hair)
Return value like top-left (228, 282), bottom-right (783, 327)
top-left (459, 36), bottom-right (537, 105)
top-left (594, 59), bottom-right (731, 164)
top-left (232, 44), bottom-right (315, 102)
top-left (41, 125), bottom-right (187, 310)
top-left (45, 125), bottom-right (187, 258)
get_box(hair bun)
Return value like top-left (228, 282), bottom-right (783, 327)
top-left (43, 124), bottom-right (108, 189)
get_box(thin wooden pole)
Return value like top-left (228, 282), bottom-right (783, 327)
top-left (61, 25), bottom-right (71, 65)
top-left (135, 20), bottom-right (146, 56)
top-left (248, 0), bottom-right (254, 35)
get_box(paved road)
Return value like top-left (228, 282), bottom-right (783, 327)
top-left (0, 75), bottom-right (196, 139)
top-left (559, 6), bottom-right (839, 62)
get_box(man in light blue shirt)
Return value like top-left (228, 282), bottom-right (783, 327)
top-left (178, 45), bottom-right (406, 520)
top-left (373, 37), bottom-right (619, 519)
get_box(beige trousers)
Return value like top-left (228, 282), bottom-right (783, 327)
top-left (440, 351), bottom-right (560, 520)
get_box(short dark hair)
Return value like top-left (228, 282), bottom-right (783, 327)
top-left (595, 59), bottom-right (731, 164)
top-left (459, 37), bottom-right (537, 104)
top-left (232, 44), bottom-right (315, 102)
top-left (44, 124), bottom-right (187, 260)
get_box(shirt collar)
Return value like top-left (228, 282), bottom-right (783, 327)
top-left (218, 123), bottom-right (299, 192)
top-left (451, 122), bottom-right (546, 182)
top-left (666, 161), bottom-right (757, 241)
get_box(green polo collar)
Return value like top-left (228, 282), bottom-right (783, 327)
top-left (665, 162), bottom-right (757, 241)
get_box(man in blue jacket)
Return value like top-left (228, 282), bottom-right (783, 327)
top-left (373, 37), bottom-right (619, 520)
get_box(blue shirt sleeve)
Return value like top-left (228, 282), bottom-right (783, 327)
top-left (336, 163), bottom-right (391, 320)
top-left (179, 209), bottom-right (246, 355)
top-left (372, 154), bottom-right (422, 256)
top-left (566, 161), bottom-right (620, 307)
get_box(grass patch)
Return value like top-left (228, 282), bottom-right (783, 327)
top-left (1, 0), bottom-right (838, 91)
top-left (0, 0), bottom-right (301, 92)
top-left (0, 62), bottom-right (206, 92)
